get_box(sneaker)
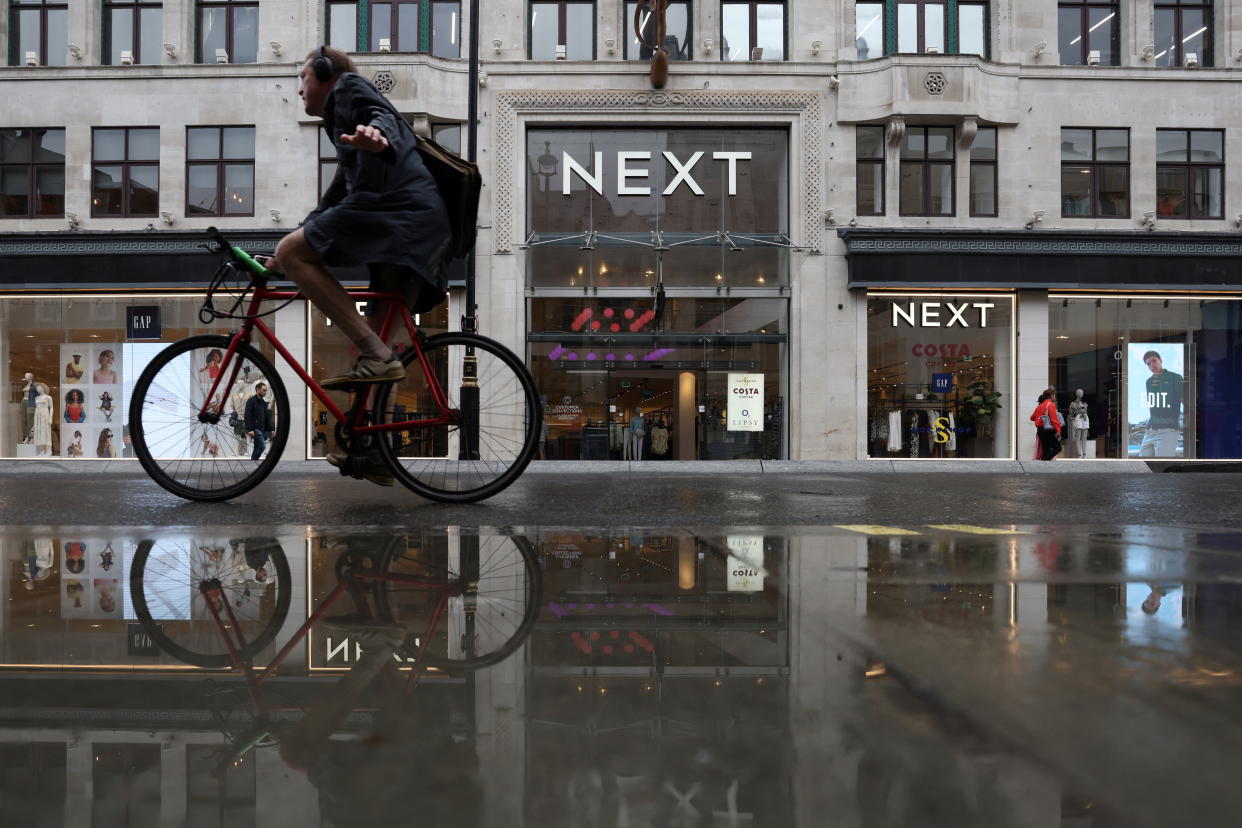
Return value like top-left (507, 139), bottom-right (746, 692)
top-left (321, 355), bottom-right (406, 389)
top-left (327, 450), bottom-right (395, 487)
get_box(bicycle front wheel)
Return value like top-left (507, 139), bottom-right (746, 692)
top-left (374, 332), bottom-right (542, 503)
top-left (129, 537), bottom-right (293, 669)
top-left (375, 532), bottom-right (542, 670)
top-left (129, 335), bottom-right (289, 502)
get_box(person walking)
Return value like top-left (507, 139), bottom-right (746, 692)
top-left (1030, 391), bottom-right (1062, 461)
top-left (245, 382), bottom-right (275, 462)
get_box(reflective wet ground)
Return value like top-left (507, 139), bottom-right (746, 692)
top-left (3, 524), bottom-right (1242, 827)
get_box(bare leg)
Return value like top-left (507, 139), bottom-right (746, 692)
top-left (275, 229), bottom-right (390, 361)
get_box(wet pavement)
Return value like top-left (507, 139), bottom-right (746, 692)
top-left (2, 521), bottom-right (1241, 826)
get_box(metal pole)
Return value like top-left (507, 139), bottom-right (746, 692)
top-left (460, 0), bottom-right (482, 459)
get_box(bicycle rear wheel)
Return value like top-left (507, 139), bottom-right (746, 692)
top-left (129, 335), bottom-right (289, 502)
top-left (129, 537), bottom-right (293, 669)
top-left (374, 332), bottom-right (542, 503)
top-left (375, 532), bottom-right (542, 670)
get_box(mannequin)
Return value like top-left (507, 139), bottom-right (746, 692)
top-left (20, 373), bottom-right (36, 443)
top-left (33, 383), bottom-right (53, 455)
top-left (650, 417), bottom-right (670, 457)
top-left (624, 410), bottom-right (647, 460)
top-left (1068, 389), bottom-right (1090, 458)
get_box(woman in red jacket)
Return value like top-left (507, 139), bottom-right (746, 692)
top-left (1030, 392), bottom-right (1062, 461)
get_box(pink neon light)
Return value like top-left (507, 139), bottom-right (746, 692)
top-left (571, 308), bottom-right (593, 332)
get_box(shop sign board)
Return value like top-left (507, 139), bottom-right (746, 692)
top-left (127, 623), bottom-right (159, 657)
top-left (1126, 342), bottom-right (1185, 458)
top-left (562, 151), bottom-right (753, 196)
top-left (126, 306), bottom-right (161, 340)
top-left (727, 373), bottom-right (763, 431)
top-left (931, 373), bottom-right (953, 393)
top-left (727, 536), bottom-right (766, 592)
top-left (891, 301), bottom-right (995, 328)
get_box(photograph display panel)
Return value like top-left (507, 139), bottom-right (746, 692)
top-left (58, 343), bottom-right (123, 457)
top-left (1127, 342), bottom-right (1185, 458)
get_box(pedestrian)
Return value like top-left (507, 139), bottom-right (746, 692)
top-left (245, 382), bottom-right (275, 461)
top-left (1030, 391), bottom-right (1062, 461)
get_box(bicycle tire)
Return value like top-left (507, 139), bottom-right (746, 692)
top-left (374, 532), bottom-right (542, 670)
top-left (129, 537), bottom-right (293, 669)
top-left (129, 335), bottom-right (290, 502)
top-left (374, 332), bottom-right (542, 503)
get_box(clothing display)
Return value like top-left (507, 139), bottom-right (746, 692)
top-left (20, 374), bottom-right (36, 443)
top-left (624, 414), bottom-right (647, 460)
top-left (1069, 397), bottom-right (1090, 458)
top-left (650, 423), bottom-right (670, 456)
top-left (33, 387), bottom-right (53, 455)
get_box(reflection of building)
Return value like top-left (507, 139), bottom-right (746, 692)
top-left (5, 4), bottom-right (1242, 465)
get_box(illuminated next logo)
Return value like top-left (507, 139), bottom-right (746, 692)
top-left (562, 150), bottom-right (753, 196)
top-left (891, 301), bottom-right (996, 328)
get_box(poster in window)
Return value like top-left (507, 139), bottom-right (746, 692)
top-left (1127, 343), bottom-right (1185, 458)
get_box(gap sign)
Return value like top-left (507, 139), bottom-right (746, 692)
top-left (127, 306), bottom-right (161, 340)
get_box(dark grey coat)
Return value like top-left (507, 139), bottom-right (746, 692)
top-left (303, 73), bottom-right (451, 294)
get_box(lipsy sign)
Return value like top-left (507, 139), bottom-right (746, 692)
top-left (562, 151), bottom-right (753, 196)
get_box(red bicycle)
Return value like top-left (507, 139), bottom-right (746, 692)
top-left (128, 227), bottom-right (542, 503)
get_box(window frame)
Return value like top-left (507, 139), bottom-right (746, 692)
top-left (1155, 128), bottom-right (1224, 220)
top-left (528, 1), bottom-right (597, 60)
top-left (103, 0), bottom-right (163, 65)
top-left (956, 1), bottom-right (989, 57)
top-left (1057, 0), bottom-right (1119, 66)
top-left (91, 126), bottom-right (161, 219)
top-left (8, 0), bottom-right (69, 66)
top-left (898, 125), bottom-right (955, 218)
top-left (895, 0), bottom-right (947, 54)
top-left (368, 0), bottom-right (421, 52)
top-left (720, 0), bottom-right (787, 61)
top-left (969, 126), bottom-right (997, 217)
top-left (327, 0), bottom-right (361, 51)
top-left (0, 127), bottom-right (66, 219)
top-left (1060, 127), bottom-right (1130, 219)
top-left (195, 0), bottom-right (260, 63)
top-left (429, 0), bottom-right (462, 57)
top-left (856, 125), bottom-right (886, 217)
top-left (185, 126), bottom-right (256, 218)
top-left (1153, 0), bottom-right (1213, 68)
top-left (625, 0), bottom-right (693, 61)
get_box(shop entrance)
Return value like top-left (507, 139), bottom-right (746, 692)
top-left (547, 371), bottom-right (695, 461)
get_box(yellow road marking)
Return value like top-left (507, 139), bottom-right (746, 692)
top-left (927, 524), bottom-right (1019, 535)
top-left (833, 525), bottom-right (921, 536)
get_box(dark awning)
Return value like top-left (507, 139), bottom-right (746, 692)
top-left (838, 228), bottom-right (1242, 291)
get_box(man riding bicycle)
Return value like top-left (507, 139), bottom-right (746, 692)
top-left (266, 45), bottom-right (452, 486)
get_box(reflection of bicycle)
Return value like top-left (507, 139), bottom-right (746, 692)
top-left (129, 533), bottom-right (541, 671)
top-left (128, 227), bottom-right (542, 503)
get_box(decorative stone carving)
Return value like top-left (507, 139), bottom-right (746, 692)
top-left (373, 71), bottom-right (396, 94)
top-left (924, 72), bottom-right (947, 95)
top-left (493, 89), bottom-right (824, 254)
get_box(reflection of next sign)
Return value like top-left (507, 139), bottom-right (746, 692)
top-left (727, 373), bottom-right (764, 432)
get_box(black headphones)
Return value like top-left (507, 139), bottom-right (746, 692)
top-left (312, 44), bottom-right (332, 82)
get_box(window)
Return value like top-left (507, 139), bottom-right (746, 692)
top-left (1058, 1), bottom-right (1118, 65)
top-left (432, 122), bottom-right (462, 154)
top-left (93, 744), bottom-right (160, 827)
top-left (0, 128), bottom-right (65, 218)
top-left (721, 2), bottom-right (784, 60)
top-left (197, 0), bottom-right (259, 63)
top-left (92, 127), bottom-right (159, 217)
top-left (626, 1), bottom-right (692, 61)
top-left (104, 1), bottom-right (162, 64)
top-left (855, 2), bottom-right (987, 59)
top-left (899, 126), bottom-right (954, 216)
top-left (430, 1), bottom-right (461, 57)
top-left (1156, 129), bottom-right (1223, 219)
top-left (897, 1), bottom-right (945, 53)
top-left (856, 126), bottom-right (885, 216)
top-left (187, 744), bottom-right (255, 825)
top-left (186, 126), bottom-right (255, 217)
top-left (1154, 0), bottom-right (1211, 67)
top-left (319, 131), bottom-right (338, 198)
top-left (1060, 127), bottom-right (1129, 218)
top-left (9, 0), bottom-right (68, 66)
top-left (327, 0), bottom-right (359, 51)
top-left (969, 126), bottom-right (997, 216)
top-left (530, 2), bottom-right (595, 59)
top-left (370, 0), bottom-right (421, 51)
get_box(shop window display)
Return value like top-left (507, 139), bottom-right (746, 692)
top-left (2, 296), bottom-right (268, 459)
top-left (1048, 295), bottom-right (1242, 460)
top-left (867, 293), bottom-right (1015, 459)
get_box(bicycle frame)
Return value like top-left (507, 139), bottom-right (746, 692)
top-left (197, 275), bottom-right (458, 440)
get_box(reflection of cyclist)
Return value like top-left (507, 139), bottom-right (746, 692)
top-left (278, 631), bottom-right (481, 826)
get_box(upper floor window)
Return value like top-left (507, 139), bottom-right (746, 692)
top-left (722, 2), bottom-right (785, 61)
top-left (1061, 127), bottom-right (1129, 218)
top-left (969, 126), bottom-right (997, 217)
top-left (0, 128), bottom-right (66, 218)
top-left (626, 1), bottom-right (692, 61)
top-left (197, 0), bottom-right (258, 63)
top-left (1154, 1), bottom-right (1211, 67)
top-left (92, 127), bottom-right (160, 218)
top-left (1058, 1), bottom-right (1118, 65)
top-left (328, 1), bottom-right (460, 57)
top-left (105, 0), bottom-right (163, 65)
top-left (855, 2), bottom-right (988, 59)
top-left (431, 122), bottom-right (462, 153)
top-left (429, 1), bottom-right (461, 57)
top-left (530, 1), bottom-right (595, 60)
top-left (9, 0), bottom-right (68, 66)
top-left (899, 126), bottom-right (954, 216)
top-left (186, 126), bottom-right (255, 217)
top-left (1156, 128), bottom-right (1223, 219)
top-left (856, 125), bottom-right (885, 216)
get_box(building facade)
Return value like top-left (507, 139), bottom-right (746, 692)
top-left (3, 1), bottom-right (1242, 464)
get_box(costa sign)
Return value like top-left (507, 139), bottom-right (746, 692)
top-left (562, 151), bottom-right (754, 196)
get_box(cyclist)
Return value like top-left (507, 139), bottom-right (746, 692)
top-left (265, 45), bottom-right (451, 485)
